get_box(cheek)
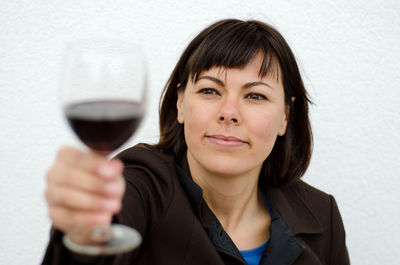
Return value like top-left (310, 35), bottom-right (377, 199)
top-left (182, 102), bottom-right (211, 146)
top-left (184, 100), bottom-right (214, 128)
top-left (246, 112), bottom-right (283, 162)
top-left (247, 110), bottom-right (285, 143)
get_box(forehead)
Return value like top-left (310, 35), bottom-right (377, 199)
top-left (194, 53), bottom-right (281, 84)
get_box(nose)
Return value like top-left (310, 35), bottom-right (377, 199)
top-left (218, 97), bottom-right (241, 125)
top-left (219, 115), bottom-right (238, 123)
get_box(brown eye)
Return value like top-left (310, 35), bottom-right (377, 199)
top-left (245, 93), bottom-right (267, 100)
top-left (199, 88), bottom-right (220, 95)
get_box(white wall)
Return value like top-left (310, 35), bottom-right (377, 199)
top-left (1, 1), bottom-right (399, 264)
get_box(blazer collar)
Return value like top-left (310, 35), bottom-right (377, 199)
top-left (265, 184), bottom-right (324, 236)
top-left (177, 152), bottom-right (323, 236)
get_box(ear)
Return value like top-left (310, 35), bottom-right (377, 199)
top-left (278, 97), bottom-right (295, 136)
top-left (176, 87), bottom-right (184, 124)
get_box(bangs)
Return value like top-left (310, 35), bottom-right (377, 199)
top-left (185, 21), bottom-right (280, 83)
top-left (158, 19), bottom-right (312, 185)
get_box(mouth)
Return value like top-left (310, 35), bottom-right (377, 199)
top-left (205, 134), bottom-right (248, 147)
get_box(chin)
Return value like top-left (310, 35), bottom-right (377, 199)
top-left (203, 157), bottom-right (255, 177)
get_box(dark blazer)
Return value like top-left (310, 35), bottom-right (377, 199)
top-left (42, 144), bottom-right (350, 265)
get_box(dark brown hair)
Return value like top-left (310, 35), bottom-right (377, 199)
top-left (155, 19), bottom-right (312, 187)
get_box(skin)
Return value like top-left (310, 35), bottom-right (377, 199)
top-left (177, 53), bottom-right (289, 250)
top-left (45, 147), bottom-right (125, 244)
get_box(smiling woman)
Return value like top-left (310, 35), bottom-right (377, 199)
top-left (42, 19), bottom-right (350, 265)
top-left (177, 56), bottom-right (289, 180)
top-left (157, 20), bottom-right (312, 188)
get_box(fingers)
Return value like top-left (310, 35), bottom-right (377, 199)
top-left (49, 205), bottom-right (112, 234)
top-left (47, 163), bottom-right (124, 197)
top-left (45, 146), bottom-right (126, 239)
top-left (47, 146), bottom-right (125, 197)
top-left (55, 146), bottom-right (123, 180)
top-left (45, 184), bottom-right (121, 213)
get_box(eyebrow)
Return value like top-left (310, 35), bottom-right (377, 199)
top-left (197, 75), bottom-right (274, 89)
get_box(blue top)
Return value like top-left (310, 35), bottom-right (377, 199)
top-left (239, 193), bottom-right (271, 265)
top-left (240, 239), bottom-right (269, 265)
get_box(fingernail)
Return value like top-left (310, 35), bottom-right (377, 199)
top-left (110, 159), bottom-right (123, 170)
top-left (103, 200), bottom-right (120, 210)
top-left (97, 164), bottom-right (114, 179)
top-left (106, 182), bottom-right (122, 195)
top-left (95, 214), bottom-right (111, 225)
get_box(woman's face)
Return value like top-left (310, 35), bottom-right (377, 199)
top-left (177, 54), bottom-right (289, 178)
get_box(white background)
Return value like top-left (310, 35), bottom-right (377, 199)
top-left (1, 1), bottom-right (399, 264)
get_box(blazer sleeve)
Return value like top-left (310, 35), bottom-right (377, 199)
top-left (329, 195), bottom-right (350, 265)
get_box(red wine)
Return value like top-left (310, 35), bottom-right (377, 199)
top-left (65, 100), bottom-right (143, 154)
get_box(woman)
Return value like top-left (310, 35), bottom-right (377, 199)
top-left (42, 19), bottom-right (350, 265)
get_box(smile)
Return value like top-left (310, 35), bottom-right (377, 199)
top-left (206, 135), bottom-right (248, 147)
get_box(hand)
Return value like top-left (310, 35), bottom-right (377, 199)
top-left (45, 146), bottom-right (125, 245)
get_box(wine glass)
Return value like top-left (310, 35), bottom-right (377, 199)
top-left (59, 40), bottom-right (146, 255)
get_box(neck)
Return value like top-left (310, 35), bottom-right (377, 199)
top-left (187, 152), bottom-right (263, 231)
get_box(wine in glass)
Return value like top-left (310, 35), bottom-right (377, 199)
top-left (60, 40), bottom-right (146, 255)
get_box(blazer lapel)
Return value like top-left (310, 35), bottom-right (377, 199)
top-left (266, 182), bottom-right (324, 236)
top-left (259, 182), bottom-right (324, 265)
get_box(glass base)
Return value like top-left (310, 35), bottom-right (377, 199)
top-left (63, 224), bottom-right (142, 255)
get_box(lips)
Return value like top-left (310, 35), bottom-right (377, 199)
top-left (206, 134), bottom-right (248, 147)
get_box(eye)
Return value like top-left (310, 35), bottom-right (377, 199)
top-left (198, 88), bottom-right (220, 95)
top-left (245, 93), bottom-right (267, 100)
